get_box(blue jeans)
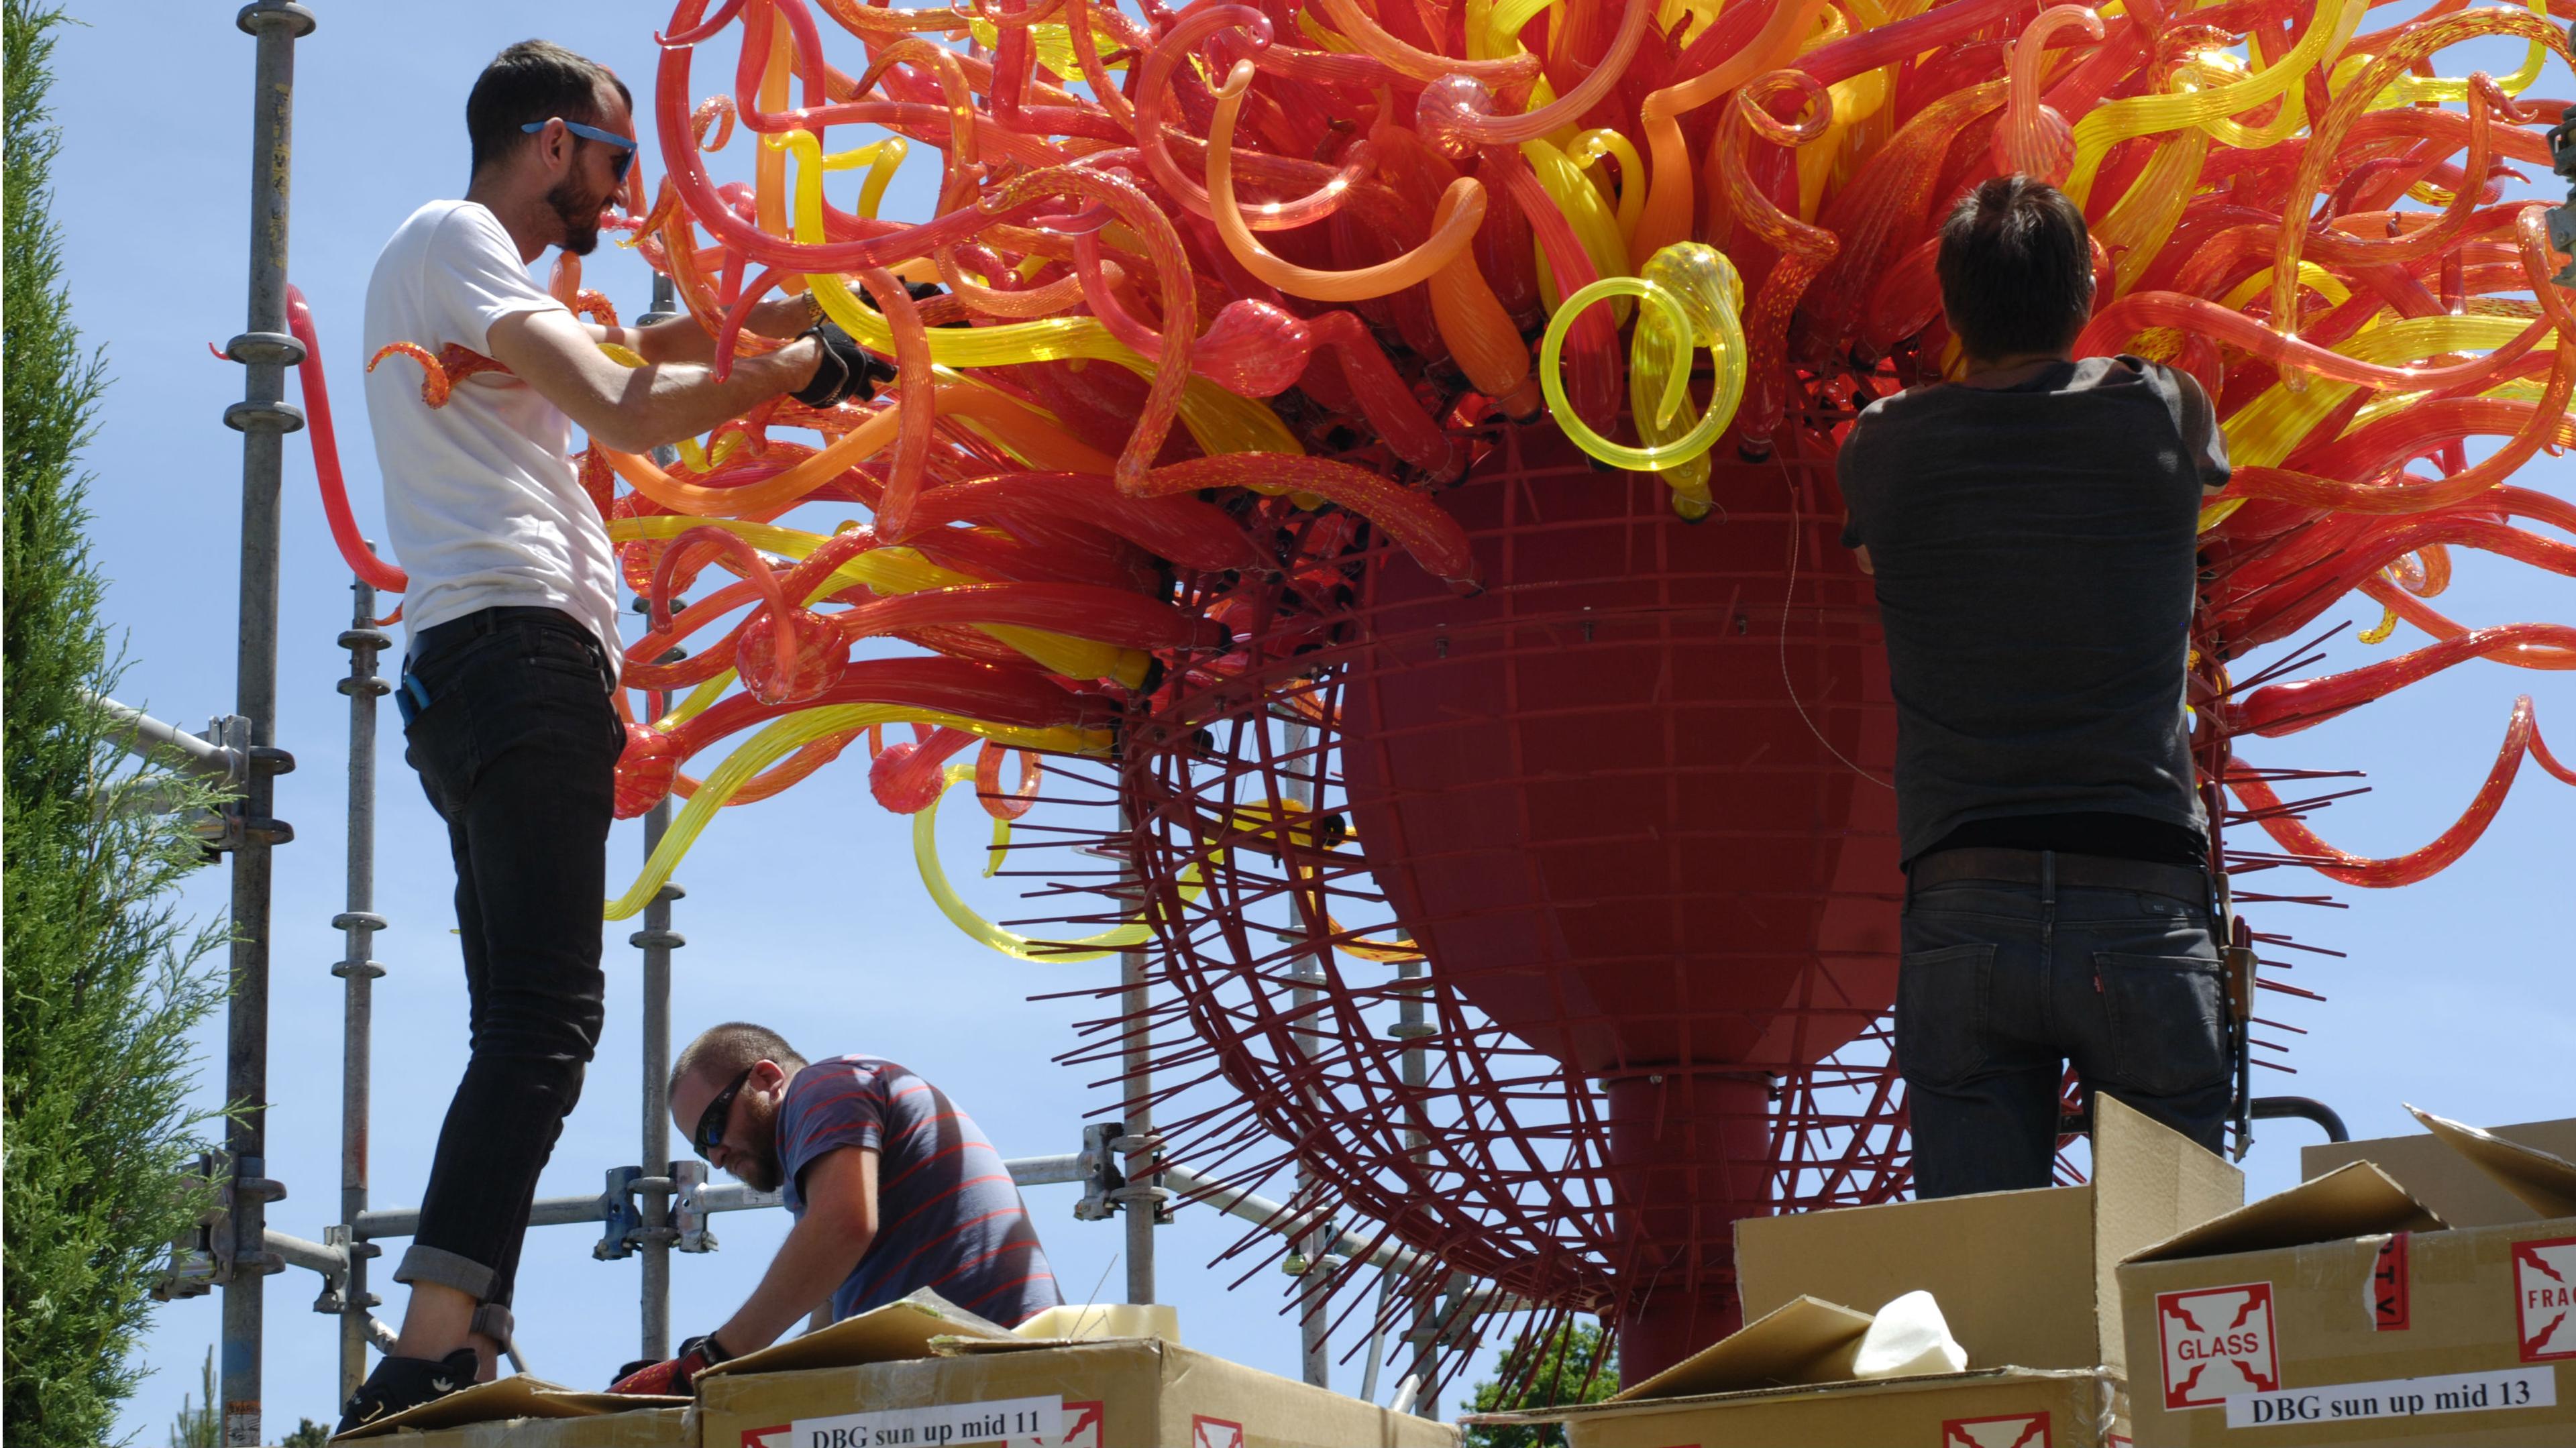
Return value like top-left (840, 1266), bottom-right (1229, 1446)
top-left (1898, 859), bottom-right (2230, 1199)
top-left (392, 608), bottom-right (621, 1324)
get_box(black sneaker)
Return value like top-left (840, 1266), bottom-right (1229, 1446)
top-left (333, 1348), bottom-right (478, 1437)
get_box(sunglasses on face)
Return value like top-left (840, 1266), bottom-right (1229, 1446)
top-left (523, 117), bottom-right (636, 184)
top-left (692, 1067), bottom-right (754, 1159)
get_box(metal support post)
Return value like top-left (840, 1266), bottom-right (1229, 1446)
top-left (331, 576), bottom-right (390, 1401)
top-left (1357, 1270), bottom-right (1395, 1405)
top-left (1391, 959), bottom-right (1436, 1413)
top-left (220, 5), bottom-right (314, 1443)
top-left (1402, 1272), bottom-right (1470, 1420)
top-left (2545, 71), bottom-right (2576, 282)
top-left (1391, 960), bottom-right (1432, 1145)
top-left (1117, 970), bottom-right (1159, 1303)
top-left (1113, 805), bottom-right (1163, 1304)
top-left (1291, 1159), bottom-right (1331, 1388)
top-left (633, 799), bottom-right (684, 1361)
top-left (633, 274), bottom-right (685, 1363)
top-left (1282, 722), bottom-right (1329, 1388)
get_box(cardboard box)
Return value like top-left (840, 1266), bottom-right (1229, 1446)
top-left (1465, 1294), bottom-right (2121, 1447)
top-left (2303, 1117), bottom-right (2576, 1229)
top-left (2116, 1107), bottom-right (2576, 1446)
top-left (1738, 1095), bottom-right (2245, 1378)
top-left (333, 1376), bottom-right (690, 1445)
top-left (1012, 1303), bottom-right (1180, 1344)
top-left (357, 1410), bottom-right (693, 1448)
top-left (694, 1294), bottom-right (1457, 1447)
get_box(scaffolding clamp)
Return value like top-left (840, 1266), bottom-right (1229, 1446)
top-left (311, 1225), bottom-right (380, 1316)
top-left (161, 1152), bottom-right (234, 1298)
top-left (1106, 1128), bottom-right (1174, 1225)
top-left (152, 1251), bottom-right (218, 1302)
top-left (154, 1151), bottom-right (290, 1298)
top-left (198, 714), bottom-right (295, 853)
top-left (151, 1153), bottom-right (223, 1301)
top-left (671, 1160), bottom-right (718, 1254)
top-left (594, 1166), bottom-right (644, 1262)
top-left (323, 1221), bottom-right (380, 1266)
top-left (1073, 1121), bottom-right (1126, 1222)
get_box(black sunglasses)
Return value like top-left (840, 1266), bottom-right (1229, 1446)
top-left (692, 1067), bottom-right (754, 1159)
top-left (522, 117), bottom-right (635, 185)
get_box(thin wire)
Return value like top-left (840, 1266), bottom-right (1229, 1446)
top-left (1072, 1250), bottom-right (1120, 1317)
top-left (1776, 453), bottom-right (1894, 789)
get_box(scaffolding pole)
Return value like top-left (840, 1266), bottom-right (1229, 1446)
top-left (350, 1154), bottom-right (1089, 1243)
top-left (219, 5), bottom-right (313, 1443)
top-left (1114, 805), bottom-right (1163, 1304)
top-left (1118, 961), bottom-right (1159, 1304)
top-left (1389, 957), bottom-right (1439, 1415)
top-left (1283, 721), bottom-right (1330, 1389)
top-left (332, 575), bottom-right (390, 1402)
top-left (633, 274), bottom-right (685, 1363)
top-left (633, 799), bottom-right (682, 1360)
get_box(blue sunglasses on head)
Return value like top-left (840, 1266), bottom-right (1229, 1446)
top-left (523, 117), bottom-right (636, 183)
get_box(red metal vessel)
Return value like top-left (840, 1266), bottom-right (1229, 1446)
top-left (1117, 419), bottom-right (1913, 1384)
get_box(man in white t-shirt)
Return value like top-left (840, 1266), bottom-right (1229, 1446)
top-left (339, 40), bottom-right (879, 1433)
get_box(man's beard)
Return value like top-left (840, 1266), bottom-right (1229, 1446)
top-left (726, 1091), bottom-right (784, 1193)
top-left (547, 173), bottom-right (609, 257)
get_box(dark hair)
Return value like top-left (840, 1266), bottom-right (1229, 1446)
top-left (670, 1021), bottom-right (808, 1098)
top-left (1936, 176), bottom-right (2094, 360)
top-left (465, 40), bottom-right (631, 176)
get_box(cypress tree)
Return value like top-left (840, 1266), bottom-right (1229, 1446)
top-left (4, 2), bottom-right (233, 1442)
top-left (166, 1350), bottom-right (217, 1448)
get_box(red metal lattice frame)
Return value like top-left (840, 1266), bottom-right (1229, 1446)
top-left (1002, 406), bottom-right (2334, 1395)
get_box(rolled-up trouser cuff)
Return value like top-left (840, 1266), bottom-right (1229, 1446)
top-left (392, 1243), bottom-right (496, 1302)
top-left (471, 1302), bottom-right (516, 1345)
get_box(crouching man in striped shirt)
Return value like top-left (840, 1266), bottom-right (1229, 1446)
top-left (610, 1021), bottom-right (1064, 1392)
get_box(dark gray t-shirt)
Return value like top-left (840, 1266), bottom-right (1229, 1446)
top-left (775, 1055), bottom-right (1062, 1327)
top-left (1837, 356), bottom-right (2229, 865)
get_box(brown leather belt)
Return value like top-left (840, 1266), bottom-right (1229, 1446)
top-left (1908, 846), bottom-right (2208, 903)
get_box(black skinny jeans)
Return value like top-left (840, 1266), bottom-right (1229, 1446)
top-left (392, 608), bottom-right (620, 1329)
top-left (1898, 858), bottom-right (2231, 1199)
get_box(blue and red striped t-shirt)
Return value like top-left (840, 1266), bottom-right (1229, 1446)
top-left (773, 1055), bottom-right (1062, 1327)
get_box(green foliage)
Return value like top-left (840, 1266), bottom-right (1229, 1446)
top-left (1462, 1322), bottom-right (1619, 1448)
top-left (166, 1343), bottom-right (323, 1448)
top-left (3, 2), bottom-right (231, 1443)
top-left (166, 1351), bottom-right (216, 1448)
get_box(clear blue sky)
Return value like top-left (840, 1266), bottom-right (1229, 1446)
top-left (46, 3), bottom-right (2571, 1441)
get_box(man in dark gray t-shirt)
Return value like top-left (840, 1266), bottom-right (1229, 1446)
top-left (1839, 178), bottom-right (2237, 1198)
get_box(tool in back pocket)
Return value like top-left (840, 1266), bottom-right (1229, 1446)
top-left (395, 671), bottom-right (434, 728)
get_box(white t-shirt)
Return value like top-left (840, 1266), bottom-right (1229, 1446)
top-left (362, 199), bottom-right (622, 674)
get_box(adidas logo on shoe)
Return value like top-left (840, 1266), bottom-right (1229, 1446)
top-left (333, 1348), bottom-right (479, 1437)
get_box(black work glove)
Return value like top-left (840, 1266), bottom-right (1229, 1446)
top-left (855, 278), bottom-right (972, 329)
top-left (788, 324), bottom-right (893, 409)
